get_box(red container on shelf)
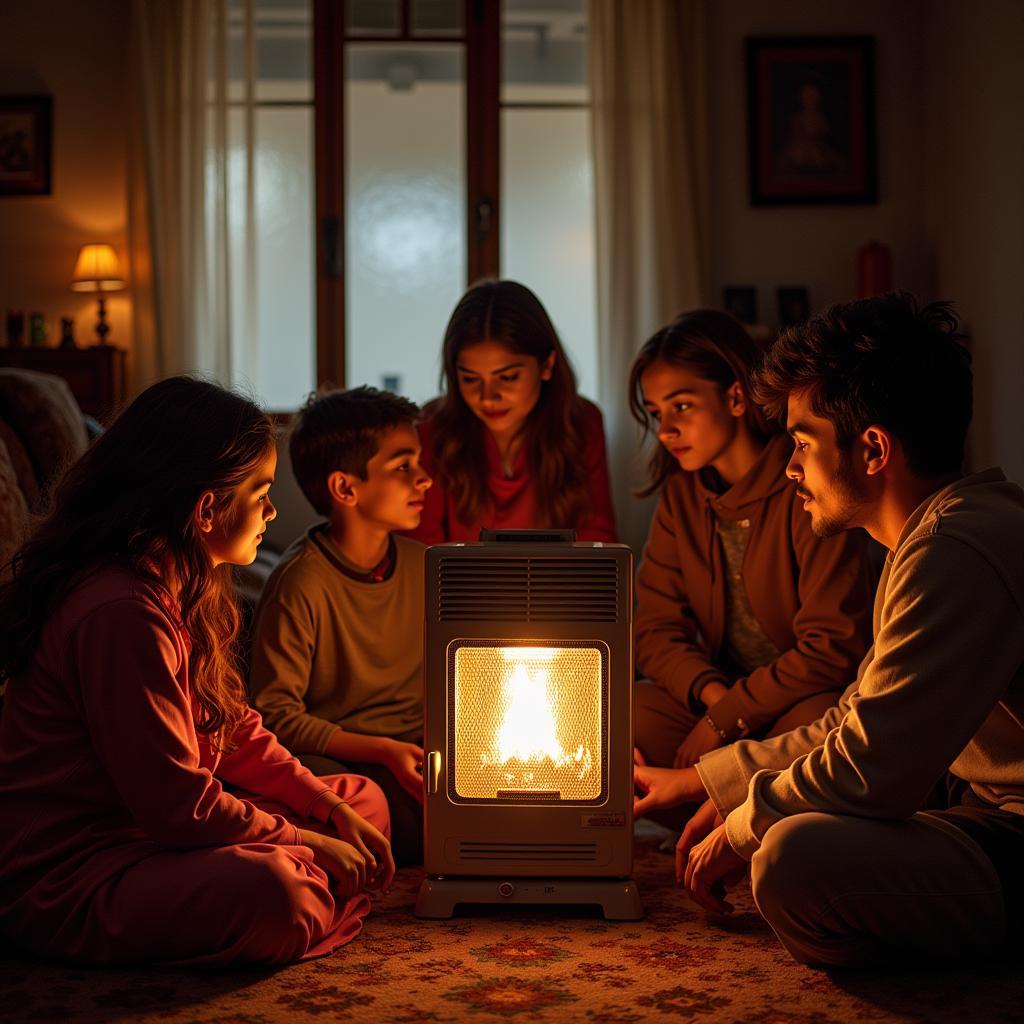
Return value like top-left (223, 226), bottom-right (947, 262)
top-left (858, 241), bottom-right (892, 298)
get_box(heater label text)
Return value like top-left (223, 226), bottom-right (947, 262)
top-left (581, 812), bottom-right (626, 828)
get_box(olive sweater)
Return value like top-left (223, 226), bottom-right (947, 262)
top-left (696, 470), bottom-right (1024, 860)
top-left (635, 433), bottom-right (875, 738)
top-left (249, 529), bottom-right (424, 754)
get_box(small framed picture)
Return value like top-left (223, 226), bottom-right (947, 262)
top-left (723, 286), bottom-right (758, 325)
top-left (0, 95), bottom-right (53, 196)
top-left (777, 287), bottom-right (810, 327)
top-left (747, 36), bottom-right (876, 205)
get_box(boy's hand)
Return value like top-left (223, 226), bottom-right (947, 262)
top-left (383, 739), bottom-right (426, 804)
top-left (327, 802), bottom-right (396, 892)
top-left (298, 829), bottom-right (372, 897)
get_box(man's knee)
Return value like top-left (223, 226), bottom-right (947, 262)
top-left (752, 814), bottom-right (882, 967)
top-left (751, 814), bottom-right (843, 924)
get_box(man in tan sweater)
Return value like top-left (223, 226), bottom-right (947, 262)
top-left (250, 387), bottom-right (431, 865)
top-left (634, 292), bottom-right (1024, 965)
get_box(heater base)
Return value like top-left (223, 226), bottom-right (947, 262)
top-left (415, 876), bottom-right (643, 920)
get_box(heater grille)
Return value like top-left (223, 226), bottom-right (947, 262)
top-left (449, 642), bottom-right (607, 804)
top-left (437, 557), bottom-right (619, 622)
top-left (458, 841), bottom-right (599, 862)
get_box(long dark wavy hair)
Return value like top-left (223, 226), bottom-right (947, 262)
top-left (427, 279), bottom-right (590, 529)
top-left (0, 376), bottom-right (275, 751)
top-left (629, 309), bottom-right (778, 496)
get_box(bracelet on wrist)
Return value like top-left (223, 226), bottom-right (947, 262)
top-left (704, 712), bottom-right (728, 742)
top-left (704, 712), bottom-right (750, 744)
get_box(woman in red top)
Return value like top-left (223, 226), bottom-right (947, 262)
top-left (407, 279), bottom-right (617, 543)
top-left (0, 377), bottom-right (394, 967)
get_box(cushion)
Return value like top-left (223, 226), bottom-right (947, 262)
top-left (0, 435), bottom-right (29, 572)
top-left (0, 417), bottom-right (40, 510)
top-left (0, 369), bottom-right (87, 495)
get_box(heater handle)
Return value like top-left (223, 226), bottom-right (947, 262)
top-left (478, 528), bottom-right (577, 543)
top-left (426, 750), bottom-right (442, 795)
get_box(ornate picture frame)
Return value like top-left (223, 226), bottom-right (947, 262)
top-left (0, 95), bottom-right (53, 197)
top-left (747, 36), bottom-right (877, 206)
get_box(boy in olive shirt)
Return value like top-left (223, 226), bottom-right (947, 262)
top-left (250, 387), bottom-right (432, 865)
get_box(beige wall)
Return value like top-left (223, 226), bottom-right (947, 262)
top-left (2, 0), bottom-right (1020, 484)
top-left (707, 0), bottom-right (929, 321)
top-left (0, 0), bottom-right (131, 351)
top-left (707, 0), bottom-right (1024, 482)
top-left (924, 0), bottom-right (1024, 482)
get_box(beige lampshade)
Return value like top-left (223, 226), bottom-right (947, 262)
top-left (71, 244), bottom-right (126, 292)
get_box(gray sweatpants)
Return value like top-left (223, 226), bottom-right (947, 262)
top-left (750, 809), bottom-right (1013, 967)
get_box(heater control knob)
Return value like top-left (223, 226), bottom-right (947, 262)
top-left (498, 882), bottom-right (515, 898)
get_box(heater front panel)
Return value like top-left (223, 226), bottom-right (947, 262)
top-left (448, 640), bottom-right (608, 805)
top-left (423, 540), bottom-right (635, 880)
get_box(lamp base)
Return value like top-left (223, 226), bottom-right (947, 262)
top-left (95, 295), bottom-right (111, 346)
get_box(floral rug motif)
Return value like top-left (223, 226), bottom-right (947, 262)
top-left (3, 831), bottom-right (1022, 1023)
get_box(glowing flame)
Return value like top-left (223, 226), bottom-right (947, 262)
top-left (497, 664), bottom-right (564, 763)
top-left (481, 652), bottom-right (593, 786)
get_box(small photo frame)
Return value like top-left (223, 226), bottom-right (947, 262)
top-left (747, 36), bottom-right (876, 205)
top-left (723, 286), bottom-right (758, 325)
top-left (777, 287), bottom-right (810, 328)
top-left (0, 95), bottom-right (53, 196)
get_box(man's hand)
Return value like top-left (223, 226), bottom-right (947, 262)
top-left (382, 739), bottom-right (425, 804)
top-left (633, 764), bottom-right (706, 817)
top-left (298, 829), bottom-right (372, 898)
top-left (673, 716), bottom-right (725, 769)
top-left (327, 802), bottom-right (396, 892)
top-left (674, 797), bottom-right (722, 883)
top-left (682, 822), bottom-right (746, 915)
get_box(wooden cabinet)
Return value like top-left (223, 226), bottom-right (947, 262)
top-left (0, 345), bottom-right (127, 421)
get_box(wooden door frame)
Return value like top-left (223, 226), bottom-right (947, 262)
top-left (313, 0), bottom-right (499, 389)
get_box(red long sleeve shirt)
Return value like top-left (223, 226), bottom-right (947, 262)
top-left (0, 566), bottom-right (330, 898)
top-left (407, 398), bottom-right (618, 544)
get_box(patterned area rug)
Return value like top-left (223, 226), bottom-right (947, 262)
top-left (3, 830), bottom-right (1022, 1023)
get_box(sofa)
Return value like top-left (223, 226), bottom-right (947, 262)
top-left (0, 368), bottom-right (89, 571)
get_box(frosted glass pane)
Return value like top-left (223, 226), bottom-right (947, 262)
top-left (502, 0), bottom-right (587, 104)
top-left (500, 107), bottom-right (597, 400)
top-left (226, 0), bottom-right (313, 103)
top-left (346, 48), bottom-right (466, 406)
top-left (347, 0), bottom-right (400, 36)
top-left (413, 0), bottom-right (463, 35)
top-left (225, 107), bottom-right (315, 410)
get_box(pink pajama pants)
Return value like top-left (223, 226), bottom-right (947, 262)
top-left (6, 773), bottom-right (390, 968)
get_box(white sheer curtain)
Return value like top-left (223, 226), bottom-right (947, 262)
top-left (128, 0), bottom-right (256, 392)
top-left (588, 0), bottom-right (710, 552)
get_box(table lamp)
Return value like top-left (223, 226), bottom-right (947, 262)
top-left (71, 244), bottom-right (126, 345)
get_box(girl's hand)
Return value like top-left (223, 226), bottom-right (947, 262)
top-left (328, 802), bottom-right (396, 893)
top-left (382, 739), bottom-right (426, 804)
top-left (674, 797), bottom-right (724, 883)
top-left (673, 716), bottom-right (725, 769)
top-left (298, 829), bottom-right (371, 898)
top-left (633, 764), bottom-right (705, 817)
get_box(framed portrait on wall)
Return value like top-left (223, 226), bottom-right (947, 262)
top-left (0, 95), bottom-right (53, 197)
top-left (746, 36), bottom-right (876, 206)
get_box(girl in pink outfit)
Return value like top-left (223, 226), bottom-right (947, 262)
top-left (0, 377), bottom-right (394, 967)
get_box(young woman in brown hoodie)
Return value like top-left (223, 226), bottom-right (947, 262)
top-left (630, 309), bottom-right (874, 780)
